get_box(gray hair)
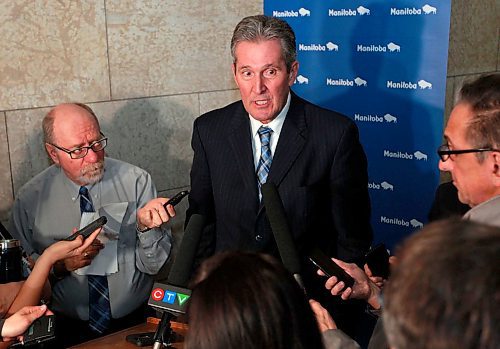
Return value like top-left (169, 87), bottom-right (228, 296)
top-left (230, 15), bottom-right (297, 72)
top-left (457, 73), bottom-right (500, 162)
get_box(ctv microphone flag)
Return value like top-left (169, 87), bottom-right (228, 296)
top-left (148, 283), bottom-right (191, 315)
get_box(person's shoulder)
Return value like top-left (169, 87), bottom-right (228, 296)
top-left (294, 94), bottom-right (354, 127)
top-left (196, 100), bottom-right (244, 125)
top-left (105, 158), bottom-right (151, 179)
top-left (16, 165), bottom-right (58, 200)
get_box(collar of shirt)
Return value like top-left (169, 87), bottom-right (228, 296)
top-left (58, 163), bottom-right (100, 204)
top-left (249, 92), bottom-right (291, 169)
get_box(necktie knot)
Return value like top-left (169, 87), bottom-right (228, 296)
top-left (79, 186), bottom-right (94, 213)
top-left (258, 126), bottom-right (273, 146)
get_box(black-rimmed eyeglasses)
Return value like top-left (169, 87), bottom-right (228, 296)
top-left (48, 134), bottom-right (108, 159)
top-left (437, 144), bottom-right (499, 162)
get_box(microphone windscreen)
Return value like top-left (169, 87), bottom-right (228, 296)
top-left (167, 214), bottom-right (206, 288)
top-left (261, 183), bottom-right (301, 275)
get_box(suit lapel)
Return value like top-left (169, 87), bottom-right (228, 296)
top-left (228, 103), bottom-right (259, 201)
top-left (267, 94), bottom-right (307, 187)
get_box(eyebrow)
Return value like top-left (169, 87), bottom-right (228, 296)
top-left (238, 63), bottom-right (279, 71)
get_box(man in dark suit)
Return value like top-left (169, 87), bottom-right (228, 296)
top-left (187, 15), bottom-right (372, 274)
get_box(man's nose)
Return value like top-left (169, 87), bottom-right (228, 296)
top-left (438, 159), bottom-right (451, 172)
top-left (84, 147), bottom-right (99, 162)
top-left (254, 75), bottom-right (267, 94)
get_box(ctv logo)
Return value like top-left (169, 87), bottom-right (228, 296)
top-left (151, 287), bottom-right (190, 306)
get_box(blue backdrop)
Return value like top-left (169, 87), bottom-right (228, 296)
top-left (264, 1), bottom-right (451, 250)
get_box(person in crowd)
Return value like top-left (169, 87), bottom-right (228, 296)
top-left (1, 228), bottom-right (101, 347)
top-left (185, 251), bottom-right (360, 349)
top-left (438, 72), bottom-right (499, 225)
top-left (383, 219), bottom-right (500, 349)
top-left (176, 14), bottom-right (371, 337)
top-left (318, 73), bottom-right (500, 348)
top-left (9, 103), bottom-right (174, 346)
top-left (1, 305), bottom-right (51, 347)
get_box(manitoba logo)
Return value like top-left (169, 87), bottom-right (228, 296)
top-left (299, 41), bottom-right (339, 52)
top-left (326, 42), bottom-right (339, 51)
top-left (328, 8), bottom-right (357, 16)
top-left (354, 113), bottom-right (397, 123)
top-left (387, 42), bottom-right (400, 52)
top-left (387, 79), bottom-right (433, 90)
top-left (410, 219), bottom-right (424, 228)
top-left (390, 4), bottom-right (437, 15)
top-left (296, 75), bottom-right (309, 84)
top-left (418, 80), bottom-right (432, 89)
top-left (298, 7), bottom-right (310, 16)
top-left (422, 4), bottom-right (437, 14)
top-left (368, 181), bottom-right (394, 190)
top-left (273, 8), bottom-right (311, 17)
top-left (357, 6), bottom-right (370, 15)
top-left (414, 151), bottom-right (428, 160)
top-left (384, 113), bottom-right (397, 123)
top-left (354, 77), bottom-right (367, 86)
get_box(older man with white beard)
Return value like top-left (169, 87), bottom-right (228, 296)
top-left (10, 103), bottom-right (174, 347)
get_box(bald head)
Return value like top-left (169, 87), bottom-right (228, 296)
top-left (43, 103), bottom-right (100, 144)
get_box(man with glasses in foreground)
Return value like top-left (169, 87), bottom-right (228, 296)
top-left (10, 103), bottom-right (174, 346)
top-left (437, 73), bottom-right (499, 225)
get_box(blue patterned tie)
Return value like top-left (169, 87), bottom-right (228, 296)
top-left (256, 126), bottom-right (273, 195)
top-left (79, 186), bottom-right (111, 334)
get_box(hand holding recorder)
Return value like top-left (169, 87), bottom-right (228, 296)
top-left (317, 257), bottom-right (381, 310)
top-left (137, 191), bottom-right (189, 232)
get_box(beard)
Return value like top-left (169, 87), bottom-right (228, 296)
top-left (78, 160), bottom-right (105, 185)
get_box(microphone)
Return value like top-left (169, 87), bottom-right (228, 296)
top-left (261, 183), bottom-right (305, 292)
top-left (148, 214), bottom-right (206, 349)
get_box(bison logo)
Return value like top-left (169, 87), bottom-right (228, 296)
top-left (296, 75), bottom-right (309, 84)
top-left (299, 8), bottom-right (311, 16)
top-left (354, 77), bottom-right (367, 86)
top-left (357, 6), bottom-right (370, 15)
top-left (422, 4), bottom-right (437, 14)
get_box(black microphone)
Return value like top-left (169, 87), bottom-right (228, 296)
top-left (148, 214), bottom-right (206, 349)
top-left (261, 183), bottom-right (305, 292)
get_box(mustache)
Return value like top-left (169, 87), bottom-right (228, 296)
top-left (81, 160), bottom-right (104, 175)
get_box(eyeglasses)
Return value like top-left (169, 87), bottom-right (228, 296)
top-left (48, 134), bottom-right (108, 159)
top-left (437, 144), bottom-right (499, 162)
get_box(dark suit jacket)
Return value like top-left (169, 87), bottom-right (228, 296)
top-left (187, 93), bottom-right (372, 265)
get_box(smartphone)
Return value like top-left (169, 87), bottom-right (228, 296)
top-left (22, 315), bottom-right (56, 346)
top-left (163, 190), bottom-right (189, 209)
top-left (63, 216), bottom-right (107, 241)
top-left (365, 243), bottom-right (391, 279)
top-left (308, 248), bottom-right (354, 288)
top-left (126, 332), bottom-right (155, 347)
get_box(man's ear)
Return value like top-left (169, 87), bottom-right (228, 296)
top-left (45, 143), bottom-right (59, 165)
top-left (492, 151), bottom-right (500, 186)
top-left (288, 61), bottom-right (299, 86)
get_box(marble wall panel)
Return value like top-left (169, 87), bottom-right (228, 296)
top-left (106, 0), bottom-right (262, 100)
top-left (6, 108), bottom-right (52, 195)
top-left (0, 1), bottom-right (110, 110)
top-left (199, 89), bottom-right (241, 115)
top-left (89, 95), bottom-right (199, 192)
top-left (447, 0), bottom-right (498, 75)
top-left (0, 112), bottom-right (13, 222)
